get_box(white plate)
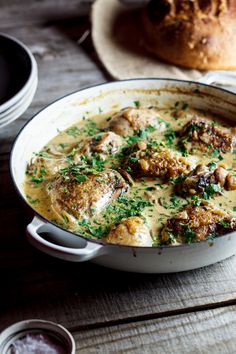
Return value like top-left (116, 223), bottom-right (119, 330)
top-left (0, 33), bottom-right (38, 120)
top-left (0, 77), bottom-right (37, 128)
top-left (0, 74), bottom-right (37, 121)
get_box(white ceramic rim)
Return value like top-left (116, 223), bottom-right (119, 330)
top-left (0, 69), bottom-right (37, 120)
top-left (10, 77), bottom-right (236, 251)
top-left (0, 32), bottom-right (38, 113)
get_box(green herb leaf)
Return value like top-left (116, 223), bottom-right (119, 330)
top-left (75, 175), bottom-right (87, 182)
top-left (182, 224), bottom-right (196, 243)
top-left (203, 183), bottom-right (221, 199)
top-left (164, 128), bottom-right (176, 146)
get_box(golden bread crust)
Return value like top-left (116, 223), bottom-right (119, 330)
top-left (142, 0), bottom-right (236, 70)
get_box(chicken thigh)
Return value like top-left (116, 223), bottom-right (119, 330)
top-left (109, 107), bottom-right (166, 136)
top-left (180, 116), bottom-right (236, 153)
top-left (161, 201), bottom-right (236, 244)
top-left (124, 141), bottom-right (196, 180)
top-left (103, 216), bottom-right (152, 246)
top-left (47, 169), bottom-right (129, 227)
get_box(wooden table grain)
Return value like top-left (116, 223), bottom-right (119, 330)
top-left (1, 1), bottom-right (236, 353)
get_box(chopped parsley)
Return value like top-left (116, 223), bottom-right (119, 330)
top-left (208, 162), bottom-right (217, 170)
top-left (134, 100), bottom-right (141, 108)
top-left (103, 196), bottom-right (153, 225)
top-left (177, 141), bottom-right (189, 156)
top-left (33, 151), bottom-right (49, 158)
top-left (182, 102), bottom-right (189, 110)
top-left (169, 175), bottom-right (186, 185)
top-left (66, 126), bottom-right (81, 137)
top-left (191, 195), bottom-right (201, 206)
top-left (161, 193), bottom-right (185, 210)
top-left (128, 156), bottom-right (139, 163)
top-left (182, 224), bottom-right (196, 243)
top-left (66, 120), bottom-right (102, 138)
top-left (126, 135), bottom-right (142, 145)
top-left (164, 128), bottom-right (176, 146)
top-left (203, 183), bottom-right (221, 199)
top-left (219, 220), bottom-right (230, 228)
top-left (75, 175), bottom-right (87, 183)
top-left (211, 148), bottom-right (223, 160)
top-left (26, 195), bottom-right (40, 205)
top-left (58, 143), bottom-right (66, 149)
top-left (138, 125), bottom-right (156, 139)
top-left (60, 154), bottom-right (106, 179)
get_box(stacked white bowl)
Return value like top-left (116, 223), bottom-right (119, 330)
top-left (0, 33), bottom-right (38, 128)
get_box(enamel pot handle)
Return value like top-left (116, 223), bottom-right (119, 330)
top-left (199, 71), bottom-right (236, 88)
top-left (26, 216), bottom-right (105, 262)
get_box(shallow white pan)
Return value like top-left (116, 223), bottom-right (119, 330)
top-left (10, 72), bottom-right (236, 273)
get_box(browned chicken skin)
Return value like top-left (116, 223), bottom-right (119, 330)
top-left (180, 116), bottom-right (236, 153)
top-left (161, 201), bottom-right (236, 244)
top-left (124, 141), bottom-right (196, 180)
top-left (47, 169), bottom-right (128, 227)
top-left (176, 164), bottom-right (236, 197)
top-left (109, 107), bottom-right (166, 136)
top-left (103, 216), bottom-right (152, 247)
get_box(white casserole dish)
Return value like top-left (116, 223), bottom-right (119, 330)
top-left (10, 72), bottom-right (236, 273)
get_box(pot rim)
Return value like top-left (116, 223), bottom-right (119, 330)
top-left (10, 77), bottom-right (236, 250)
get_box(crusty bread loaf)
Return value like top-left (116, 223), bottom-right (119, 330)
top-left (142, 0), bottom-right (236, 70)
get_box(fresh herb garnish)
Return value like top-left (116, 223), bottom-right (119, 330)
top-left (58, 143), bottom-right (66, 149)
top-left (66, 120), bottom-right (102, 138)
top-left (26, 195), bottom-right (40, 205)
top-left (134, 100), bottom-right (141, 108)
top-left (169, 175), bottom-right (186, 185)
top-left (208, 162), bottom-right (217, 170)
top-left (161, 193), bottom-right (184, 209)
top-left (30, 165), bottom-right (47, 184)
top-left (182, 102), bottom-right (189, 110)
top-left (60, 154), bottom-right (105, 179)
top-left (33, 151), bottom-right (49, 158)
top-left (219, 220), bottom-right (230, 228)
top-left (203, 183), bottom-right (221, 199)
top-left (138, 125), bottom-right (156, 139)
top-left (211, 148), bottom-right (220, 158)
top-left (103, 196), bottom-right (153, 225)
top-left (66, 126), bottom-right (81, 137)
top-left (164, 128), bottom-right (176, 146)
top-left (182, 224), bottom-right (196, 243)
top-left (191, 195), bottom-right (201, 206)
top-left (75, 175), bottom-right (87, 183)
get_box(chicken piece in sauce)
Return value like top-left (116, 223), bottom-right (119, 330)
top-left (47, 169), bottom-right (128, 227)
top-left (27, 132), bottom-right (122, 181)
top-left (103, 216), bottom-right (152, 247)
top-left (27, 155), bottom-right (68, 182)
top-left (125, 141), bottom-right (196, 180)
top-left (109, 107), bottom-right (166, 136)
top-left (73, 131), bottom-right (123, 161)
top-left (161, 201), bottom-right (236, 245)
top-left (180, 116), bottom-right (236, 153)
top-left (176, 164), bottom-right (236, 197)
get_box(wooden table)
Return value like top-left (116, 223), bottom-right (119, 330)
top-left (1, 1), bottom-right (236, 353)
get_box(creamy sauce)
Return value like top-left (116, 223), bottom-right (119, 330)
top-left (24, 103), bottom-right (236, 246)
